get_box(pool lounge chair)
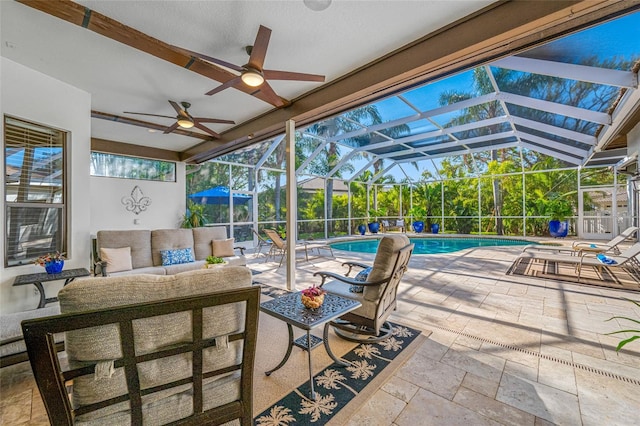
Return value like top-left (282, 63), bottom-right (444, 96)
top-left (514, 241), bottom-right (640, 280)
top-left (520, 226), bottom-right (639, 256)
top-left (571, 226), bottom-right (638, 254)
top-left (263, 229), bottom-right (334, 266)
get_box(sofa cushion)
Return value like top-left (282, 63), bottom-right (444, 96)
top-left (160, 247), bottom-right (195, 266)
top-left (106, 266), bottom-right (166, 277)
top-left (365, 235), bottom-right (410, 301)
top-left (58, 267), bottom-right (253, 415)
top-left (151, 229), bottom-right (195, 266)
top-left (212, 238), bottom-right (235, 257)
top-left (99, 247), bottom-right (133, 273)
top-left (192, 227), bottom-right (228, 260)
top-left (163, 260), bottom-right (206, 275)
top-left (97, 230), bottom-right (153, 269)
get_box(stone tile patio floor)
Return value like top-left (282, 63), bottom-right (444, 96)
top-left (2, 241), bottom-right (640, 425)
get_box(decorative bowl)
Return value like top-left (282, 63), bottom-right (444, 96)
top-left (301, 293), bottom-right (325, 309)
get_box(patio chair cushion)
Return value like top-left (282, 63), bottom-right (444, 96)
top-left (97, 230), bottom-right (153, 269)
top-left (350, 266), bottom-right (372, 293)
top-left (321, 280), bottom-right (378, 319)
top-left (58, 267), bottom-right (252, 419)
top-left (365, 234), bottom-right (410, 301)
top-left (212, 238), bottom-right (235, 257)
top-left (192, 227), bottom-right (228, 260)
top-left (151, 229), bottom-right (194, 266)
top-left (99, 247), bottom-right (133, 273)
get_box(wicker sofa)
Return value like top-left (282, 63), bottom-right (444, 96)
top-left (94, 227), bottom-right (246, 276)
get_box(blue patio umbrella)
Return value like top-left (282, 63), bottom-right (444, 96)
top-left (188, 186), bottom-right (252, 205)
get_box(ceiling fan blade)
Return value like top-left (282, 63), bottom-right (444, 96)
top-left (254, 81), bottom-right (285, 108)
top-left (263, 69), bottom-right (325, 82)
top-left (168, 100), bottom-right (184, 115)
top-left (175, 46), bottom-right (245, 73)
top-left (193, 122), bottom-right (221, 138)
top-left (194, 117), bottom-right (236, 125)
top-left (123, 112), bottom-right (176, 120)
top-left (205, 77), bottom-right (242, 96)
top-left (163, 122), bottom-right (179, 134)
top-left (247, 25), bottom-right (271, 71)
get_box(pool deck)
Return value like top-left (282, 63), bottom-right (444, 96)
top-left (2, 237), bottom-right (639, 425)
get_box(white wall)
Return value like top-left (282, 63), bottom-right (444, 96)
top-left (1, 58), bottom-right (91, 313)
top-left (89, 165), bottom-right (186, 233)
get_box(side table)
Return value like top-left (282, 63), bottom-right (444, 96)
top-left (12, 268), bottom-right (91, 309)
top-left (260, 291), bottom-right (361, 400)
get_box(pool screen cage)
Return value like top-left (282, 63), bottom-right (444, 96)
top-left (185, 10), bottom-right (640, 248)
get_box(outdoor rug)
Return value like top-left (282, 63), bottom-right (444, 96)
top-left (252, 283), bottom-right (427, 425)
top-left (507, 257), bottom-right (640, 292)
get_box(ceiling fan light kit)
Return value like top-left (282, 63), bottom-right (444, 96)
top-left (177, 118), bottom-right (194, 129)
top-left (304, 0), bottom-right (332, 12)
top-left (241, 68), bottom-right (265, 87)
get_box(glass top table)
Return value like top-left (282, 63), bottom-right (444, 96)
top-left (260, 291), bottom-right (361, 400)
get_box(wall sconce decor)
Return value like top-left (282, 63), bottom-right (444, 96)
top-left (122, 185), bottom-right (152, 215)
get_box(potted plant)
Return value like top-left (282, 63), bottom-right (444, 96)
top-left (367, 208), bottom-right (385, 234)
top-left (205, 255), bottom-right (227, 268)
top-left (408, 206), bottom-right (427, 233)
top-left (34, 251), bottom-right (66, 274)
top-left (357, 223), bottom-right (367, 235)
top-left (546, 197), bottom-right (572, 238)
top-left (181, 201), bottom-right (208, 229)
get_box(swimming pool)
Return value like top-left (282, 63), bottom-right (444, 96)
top-left (330, 237), bottom-right (535, 254)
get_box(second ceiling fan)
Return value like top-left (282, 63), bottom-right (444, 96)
top-left (124, 100), bottom-right (234, 138)
top-left (179, 25), bottom-right (325, 107)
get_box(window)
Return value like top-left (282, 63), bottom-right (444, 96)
top-left (90, 152), bottom-right (176, 182)
top-left (4, 116), bottom-right (67, 267)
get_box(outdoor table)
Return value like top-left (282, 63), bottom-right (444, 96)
top-left (13, 268), bottom-right (91, 309)
top-left (260, 291), bottom-right (361, 400)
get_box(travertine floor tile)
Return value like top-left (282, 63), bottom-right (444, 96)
top-left (453, 386), bottom-right (536, 426)
top-left (396, 388), bottom-right (499, 426)
top-left (346, 388), bottom-right (406, 426)
top-left (496, 373), bottom-right (581, 425)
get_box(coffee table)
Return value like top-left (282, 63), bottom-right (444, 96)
top-left (260, 291), bottom-right (362, 400)
top-left (13, 268), bottom-right (91, 309)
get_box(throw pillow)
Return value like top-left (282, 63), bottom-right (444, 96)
top-left (160, 247), bottom-right (195, 266)
top-left (99, 247), bottom-right (133, 273)
top-left (212, 238), bottom-right (235, 257)
top-left (349, 266), bottom-right (372, 293)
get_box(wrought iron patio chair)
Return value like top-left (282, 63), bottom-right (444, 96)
top-left (315, 234), bottom-right (414, 342)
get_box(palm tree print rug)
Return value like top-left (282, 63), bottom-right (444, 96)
top-left (254, 321), bottom-right (422, 425)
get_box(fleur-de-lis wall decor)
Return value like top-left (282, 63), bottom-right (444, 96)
top-left (121, 185), bottom-right (152, 215)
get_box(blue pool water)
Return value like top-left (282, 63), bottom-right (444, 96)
top-left (330, 237), bottom-right (535, 254)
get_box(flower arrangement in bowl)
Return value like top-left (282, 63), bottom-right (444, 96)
top-left (300, 285), bottom-right (326, 310)
top-left (34, 252), bottom-right (66, 274)
top-left (205, 255), bottom-right (227, 268)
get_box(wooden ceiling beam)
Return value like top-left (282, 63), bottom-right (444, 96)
top-left (17, 0), bottom-right (286, 107)
top-left (181, 0), bottom-right (640, 164)
top-left (91, 111), bottom-right (219, 141)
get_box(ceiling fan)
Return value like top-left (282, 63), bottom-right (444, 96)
top-left (124, 100), bottom-right (235, 138)
top-left (177, 25), bottom-right (325, 106)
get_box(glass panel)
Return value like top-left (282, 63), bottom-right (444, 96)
top-left (232, 224), bottom-right (252, 243)
top-left (519, 11), bottom-right (640, 70)
top-left (231, 165), bottom-right (252, 191)
top-left (90, 152), bottom-right (175, 181)
top-left (581, 167), bottom-right (615, 186)
top-left (258, 170), bottom-right (286, 222)
top-left (582, 188), bottom-right (614, 236)
top-left (5, 116), bottom-right (66, 267)
top-left (186, 163), bottom-right (229, 194)
top-left (6, 206), bottom-right (63, 267)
